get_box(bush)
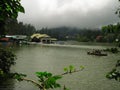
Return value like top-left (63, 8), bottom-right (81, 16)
top-left (106, 60), bottom-right (120, 82)
top-left (104, 48), bottom-right (119, 53)
top-left (0, 47), bottom-right (16, 73)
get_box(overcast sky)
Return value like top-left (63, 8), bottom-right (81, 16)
top-left (18, 0), bottom-right (120, 29)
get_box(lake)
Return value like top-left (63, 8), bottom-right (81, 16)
top-left (0, 44), bottom-right (120, 90)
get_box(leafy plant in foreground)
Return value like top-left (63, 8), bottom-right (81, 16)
top-left (0, 0), bottom-right (25, 35)
top-left (106, 60), bottom-right (120, 82)
top-left (14, 65), bottom-right (84, 90)
top-left (0, 48), bottom-right (16, 73)
top-left (104, 48), bottom-right (119, 53)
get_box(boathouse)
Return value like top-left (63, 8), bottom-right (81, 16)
top-left (31, 33), bottom-right (57, 44)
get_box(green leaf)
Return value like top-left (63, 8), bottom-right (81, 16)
top-left (52, 75), bottom-right (62, 80)
top-left (64, 67), bottom-right (68, 73)
top-left (44, 75), bottom-right (62, 89)
top-left (80, 66), bottom-right (84, 70)
top-left (19, 6), bottom-right (25, 13)
top-left (69, 65), bottom-right (74, 73)
top-left (13, 73), bottom-right (27, 81)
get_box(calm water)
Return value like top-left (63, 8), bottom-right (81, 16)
top-left (0, 44), bottom-right (120, 90)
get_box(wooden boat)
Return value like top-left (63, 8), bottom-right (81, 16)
top-left (87, 51), bottom-right (107, 56)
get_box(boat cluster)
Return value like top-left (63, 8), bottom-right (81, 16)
top-left (87, 49), bottom-right (107, 56)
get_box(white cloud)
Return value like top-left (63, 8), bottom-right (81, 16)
top-left (18, 0), bottom-right (119, 29)
top-left (36, 0), bottom-right (110, 13)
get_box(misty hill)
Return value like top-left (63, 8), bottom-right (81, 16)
top-left (36, 27), bottom-right (101, 41)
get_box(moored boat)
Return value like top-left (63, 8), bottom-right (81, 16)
top-left (87, 50), bottom-right (107, 56)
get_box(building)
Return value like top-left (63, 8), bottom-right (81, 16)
top-left (0, 37), bottom-right (13, 46)
top-left (6, 35), bottom-right (27, 44)
top-left (6, 35), bottom-right (27, 40)
top-left (0, 35), bottom-right (28, 46)
top-left (31, 33), bottom-right (57, 44)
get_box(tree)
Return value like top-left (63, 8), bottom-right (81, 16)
top-left (0, 0), bottom-right (24, 79)
top-left (116, 0), bottom-right (120, 17)
top-left (6, 19), bottom-right (36, 36)
top-left (0, 0), bottom-right (24, 35)
top-left (105, 0), bottom-right (120, 81)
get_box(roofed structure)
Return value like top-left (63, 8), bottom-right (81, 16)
top-left (31, 33), bottom-right (57, 44)
top-left (31, 34), bottom-right (50, 39)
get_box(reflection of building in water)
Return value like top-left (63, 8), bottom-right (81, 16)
top-left (31, 33), bottom-right (57, 44)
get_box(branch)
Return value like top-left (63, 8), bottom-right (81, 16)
top-left (21, 78), bottom-right (43, 89)
top-left (61, 68), bottom-right (84, 76)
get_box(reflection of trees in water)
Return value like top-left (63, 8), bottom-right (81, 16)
top-left (0, 79), bottom-right (15, 90)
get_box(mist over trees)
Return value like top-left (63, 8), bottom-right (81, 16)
top-left (6, 19), bottom-right (120, 43)
top-left (36, 27), bottom-right (101, 42)
top-left (5, 19), bottom-right (102, 42)
top-left (6, 18), bottom-right (120, 43)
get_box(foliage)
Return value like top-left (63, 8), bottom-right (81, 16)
top-left (0, 69), bottom-right (4, 78)
top-left (14, 65), bottom-right (84, 90)
top-left (0, 0), bottom-right (24, 21)
top-left (104, 48), bottom-right (119, 53)
top-left (36, 72), bottom-right (62, 89)
top-left (6, 19), bottom-right (36, 36)
top-left (0, 0), bottom-right (24, 35)
top-left (76, 36), bottom-right (89, 42)
top-left (105, 1), bottom-right (120, 81)
top-left (63, 65), bottom-right (84, 74)
top-left (106, 60), bottom-right (120, 82)
top-left (106, 68), bottom-right (120, 81)
top-left (116, 0), bottom-right (120, 17)
top-left (0, 48), bottom-right (16, 73)
top-left (0, 69), bottom-right (16, 80)
top-left (101, 23), bottom-right (120, 43)
top-left (116, 60), bottom-right (120, 67)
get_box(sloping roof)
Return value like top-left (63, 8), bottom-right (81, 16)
top-left (6, 35), bottom-right (27, 39)
top-left (31, 33), bottom-right (50, 39)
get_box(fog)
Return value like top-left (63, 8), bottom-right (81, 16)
top-left (18, 0), bottom-right (120, 29)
